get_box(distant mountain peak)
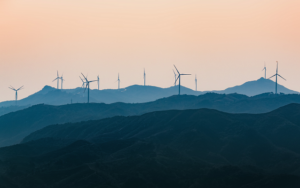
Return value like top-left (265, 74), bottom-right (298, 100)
top-left (42, 85), bottom-right (56, 90)
top-left (213, 77), bottom-right (297, 96)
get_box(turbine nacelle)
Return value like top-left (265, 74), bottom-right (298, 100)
top-left (53, 71), bottom-right (61, 89)
top-left (8, 85), bottom-right (24, 103)
top-left (9, 86), bottom-right (23, 92)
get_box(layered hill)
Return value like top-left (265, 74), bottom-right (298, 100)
top-left (24, 103), bottom-right (300, 160)
top-left (0, 85), bottom-right (201, 107)
top-left (2, 93), bottom-right (300, 147)
top-left (1, 104), bottom-right (300, 187)
top-left (0, 105), bottom-right (30, 117)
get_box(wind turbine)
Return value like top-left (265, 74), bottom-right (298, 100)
top-left (9, 86), bottom-right (24, 105)
top-left (174, 65), bottom-right (191, 95)
top-left (117, 73), bottom-right (120, 89)
top-left (144, 69), bottom-right (146, 86)
top-left (60, 74), bottom-right (65, 89)
top-left (262, 63), bottom-right (267, 79)
top-left (195, 75), bottom-right (197, 91)
top-left (268, 61), bottom-right (286, 94)
top-left (81, 73), bottom-right (97, 103)
top-left (97, 75), bottom-right (100, 90)
top-left (173, 70), bottom-right (177, 86)
top-left (52, 71), bottom-right (60, 89)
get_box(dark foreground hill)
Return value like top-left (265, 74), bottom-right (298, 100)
top-left (2, 93), bottom-right (300, 147)
top-left (1, 104), bottom-right (300, 188)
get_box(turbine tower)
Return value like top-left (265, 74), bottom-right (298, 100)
top-left (97, 75), bottom-right (100, 90)
top-left (173, 70), bottom-right (177, 86)
top-left (117, 73), bottom-right (120, 89)
top-left (52, 71), bottom-right (60, 89)
top-left (60, 75), bottom-right (65, 89)
top-left (195, 75), bottom-right (197, 91)
top-left (144, 69), bottom-right (146, 86)
top-left (262, 63), bottom-right (267, 79)
top-left (9, 86), bottom-right (24, 105)
top-left (81, 73), bottom-right (97, 103)
top-left (174, 65), bottom-right (191, 95)
top-left (268, 61), bottom-right (286, 94)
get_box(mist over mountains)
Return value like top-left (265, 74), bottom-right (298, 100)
top-left (0, 77), bottom-right (297, 109)
top-left (2, 92), bottom-right (300, 147)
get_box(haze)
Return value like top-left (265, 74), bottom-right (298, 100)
top-left (0, 0), bottom-right (300, 102)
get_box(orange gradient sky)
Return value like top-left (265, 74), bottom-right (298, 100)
top-left (0, 0), bottom-right (300, 102)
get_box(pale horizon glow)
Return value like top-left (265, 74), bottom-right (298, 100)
top-left (0, 0), bottom-right (300, 102)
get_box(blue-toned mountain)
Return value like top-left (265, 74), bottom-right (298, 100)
top-left (0, 78), bottom-right (297, 108)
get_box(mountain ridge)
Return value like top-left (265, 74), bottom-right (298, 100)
top-left (0, 77), bottom-right (297, 108)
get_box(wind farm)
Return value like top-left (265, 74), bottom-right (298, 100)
top-left (2, 62), bottom-right (296, 107)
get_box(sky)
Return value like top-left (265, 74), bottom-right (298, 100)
top-left (0, 0), bottom-right (300, 102)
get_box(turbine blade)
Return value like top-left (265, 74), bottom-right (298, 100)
top-left (52, 78), bottom-right (58, 82)
top-left (181, 74), bottom-right (191, 75)
top-left (84, 84), bottom-right (88, 93)
top-left (81, 73), bottom-right (88, 82)
top-left (18, 86), bottom-right (24, 90)
top-left (268, 74), bottom-right (276, 79)
top-left (175, 75), bottom-right (180, 84)
top-left (79, 76), bottom-right (84, 83)
top-left (9, 85), bottom-right (16, 90)
top-left (278, 74), bottom-right (286, 81)
top-left (173, 65), bottom-right (180, 74)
